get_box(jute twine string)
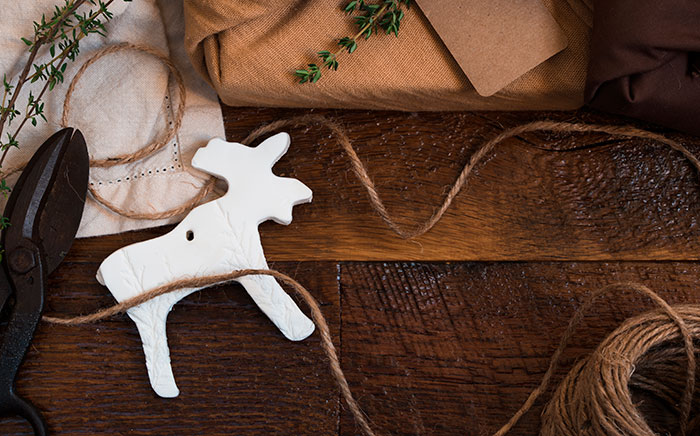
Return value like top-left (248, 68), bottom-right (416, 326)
top-left (239, 115), bottom-right (700, 239)
top-left (43, 273), bottom-right (698, 436)
top-left (60, 43), bottom-right (187, 167)
top-left (43, 269), bottom-right (373, 436)
top-left (19, 42), bottom-right (700, 435)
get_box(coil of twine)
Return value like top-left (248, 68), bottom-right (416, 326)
top-left (27, 43), bottom-right (700, 435)
top-left (541, 301), bottom-right (700, 436)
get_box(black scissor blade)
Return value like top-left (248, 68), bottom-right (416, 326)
top-left (36, 129), bottom-right (89, 273)
top-left (3, 128), bottom-right (89, 274)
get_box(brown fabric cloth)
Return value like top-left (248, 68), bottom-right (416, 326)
top-left (184, 0), bottom-right (592, 111)
top-left (585, 0), bottom-right (700, 135)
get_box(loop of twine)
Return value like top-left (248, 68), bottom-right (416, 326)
top-left (43, 272), bottom-right (699, 436)
top-left (62, 42), bottom-right (212, 220)
top-left (2, 43), bottom-right (204, 220)
top-left (61, 42), bottom-right (187, 168)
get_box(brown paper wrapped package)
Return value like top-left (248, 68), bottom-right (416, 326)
top-left (184, 0), bottom-right (592, 111)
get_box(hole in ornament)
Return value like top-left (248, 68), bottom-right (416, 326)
top-left (186, 230), bottom-right (194, 241)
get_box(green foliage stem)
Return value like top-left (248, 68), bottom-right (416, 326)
top-left (295, 0), bottom-right (410, 84)
top-left (0, 0), bottom-right (126, 239)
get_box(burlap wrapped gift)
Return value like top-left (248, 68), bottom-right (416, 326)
top-left (184, 0), bottom-right (592, 111)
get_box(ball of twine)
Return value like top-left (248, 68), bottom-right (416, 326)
top-left (541, 304), bottom-right (700, 436)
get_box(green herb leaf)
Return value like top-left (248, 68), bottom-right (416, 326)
top-left (296, 0), bottom-right (407, 83)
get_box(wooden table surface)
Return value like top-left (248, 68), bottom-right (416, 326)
top-left (4, 106), bottom-right (699, 435)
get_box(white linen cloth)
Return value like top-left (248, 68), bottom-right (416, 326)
top-left (0, 0), bottom-right (225, 237)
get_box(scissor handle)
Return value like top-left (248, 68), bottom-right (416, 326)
top-left (0, 243), bottom-right (47, 436)
top-left (0, 391), bottom-right (48, 436)
top-left (0, 257), bottom-right (44, 388)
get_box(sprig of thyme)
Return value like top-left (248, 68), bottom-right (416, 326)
top-left (295, 0), bottom-right (410, 84)
top-left (0, 0), bottom-right (124, 236)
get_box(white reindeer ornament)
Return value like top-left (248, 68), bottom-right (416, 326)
top-left (96, 133), bottom-right (314, 398)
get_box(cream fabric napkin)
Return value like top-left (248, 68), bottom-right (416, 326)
top-left (0, 0), bottom-right (224, 237)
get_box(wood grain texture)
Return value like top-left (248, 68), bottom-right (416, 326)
top-left (2, 229), bottom-right (340, 436)
top-left (4, 106), bottom-right (700, 436)
top-left (339, 261), bottom-right (699, 435)
top-left (220, 107), bottom-right (700, 261)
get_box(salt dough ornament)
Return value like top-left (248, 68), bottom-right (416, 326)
top-left (96, 133), bottom-right (314, 398)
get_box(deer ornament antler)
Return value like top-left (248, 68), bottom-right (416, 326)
top-left (96, 133), bottom-right (314, 398)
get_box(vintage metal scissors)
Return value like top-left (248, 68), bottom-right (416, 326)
top-left (0, 128), bottom-right (89, 435)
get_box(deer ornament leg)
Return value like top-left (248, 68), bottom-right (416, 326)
top-left (96, 133), bottom-right (314, 397)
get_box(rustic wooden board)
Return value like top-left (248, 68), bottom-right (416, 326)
top-left (3, 236), bottom-right (699, 435)
top-left (219, 107), bottom-right (700, 261)
top-left (2, 229), bottom-right (340, 436)
top-left (339, 261), bottom-right (699, 435)
top-left (5, 105), bottom-right (700, 436)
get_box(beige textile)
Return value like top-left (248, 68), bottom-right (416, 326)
top-left (0, 0), bottom-right (225, 237)
top-left (184, 0), bottom-right (592, 111)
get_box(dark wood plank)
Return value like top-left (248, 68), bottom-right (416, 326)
top-left (220, 106), bottom-right (700, 261)
top-left (339, 261), bottom-right (699, 435)
top-left (6, 105), bottom-right (700, 436)
top-left (2, 230), bottom-right (340, 435)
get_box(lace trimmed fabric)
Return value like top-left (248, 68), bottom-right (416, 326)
top-left (0, 0), bottom-right (225, 238)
